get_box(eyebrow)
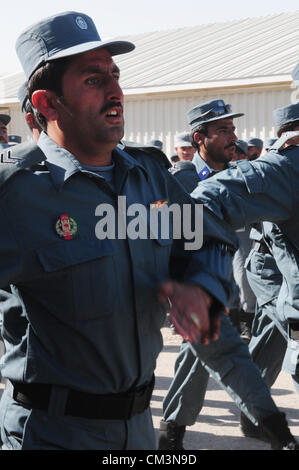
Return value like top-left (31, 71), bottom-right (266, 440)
top-left (215, 125), bottom-right (236, 131)
top-left (80, 64), bottom-right (120, 75)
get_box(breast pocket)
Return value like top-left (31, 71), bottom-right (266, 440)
top-left (36, 239), bottom-right (117, 322)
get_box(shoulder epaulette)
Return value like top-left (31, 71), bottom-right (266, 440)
top-left (118, 140), bottom-right (171, 169)
top-left (0, 140), bottom-right (46, 189)
top-left (270, 131), bottom-right (299, 152)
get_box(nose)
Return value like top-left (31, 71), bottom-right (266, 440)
top-left (106, 76), bottom-right (123, 103)
top-left (231, 131), bottom-right (238, 142)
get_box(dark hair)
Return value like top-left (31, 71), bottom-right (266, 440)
top-left (190, 123), bottom-right (209, 151)
top-left (27, 57), bottom-right (71, 131)
top-left (277, 120), bottom-right (299, 137)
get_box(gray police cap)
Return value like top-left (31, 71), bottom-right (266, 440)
top-left (274, 102), bottom-right (299, 130)
top-left (8, 135), bottom-right (22, 144)
top-left (146, 139), bottom-right (163, 150)
top-left (247, 138), bottom-right (263, 148)
top-left (264, 138), bottom-right (277, 149)
top-left (16, 11), bottom-right (135, 80)
top-left (0, 114), bottom-right (11, 126)
top-left (292, 63), bottom-right (299, 88)
top-left (174, 132), bottom-right (192, 147)
top-left (235, 140), bottom-right (248, 154)
top-left (187, 99), bottom-right (244, 130)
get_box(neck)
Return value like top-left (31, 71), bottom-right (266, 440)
top-left (47, 126), bottom-right (115, 166)
top-left (199, 150), bottom-right (227, 171)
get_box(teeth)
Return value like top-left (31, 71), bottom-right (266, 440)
top-left (107, 110), bottom-right (118, 116)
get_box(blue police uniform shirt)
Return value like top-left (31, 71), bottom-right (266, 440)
top-left (191, 147), bottom-right (298, 238)
top-left (192, 153), bottom-right (218, 180)
top-left (190, 145), bottom-right (299, 322)
top-left (0, 132), bottom-right (236, 392)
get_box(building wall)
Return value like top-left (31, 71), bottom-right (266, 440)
top-left (124, 84), bottom-right (293, 157)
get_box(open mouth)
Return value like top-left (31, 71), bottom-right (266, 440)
top-left (106, 110), bottom-right (119, 117)
top-left (105, 107), bottom-right (123, 123)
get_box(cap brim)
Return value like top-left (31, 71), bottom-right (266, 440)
top-left (48, 39), bottom-right (135, 62)
top-left (190, 112), bottom-right (244, 128)
top-left (174, 141), bottom-right (192, 147)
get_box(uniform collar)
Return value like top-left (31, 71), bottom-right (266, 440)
top-left (192, 153), bottom-right (215, 180)
top-left (37, 132), bottom-right (148, 190)
top-left (192, 152), bottom-right (231, 180)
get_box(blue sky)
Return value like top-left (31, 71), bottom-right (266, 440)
top-left (1, 0), bottom-right (298, 75)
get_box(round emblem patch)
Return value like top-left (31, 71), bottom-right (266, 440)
top-left (75, 16), bottom-right (88, 30)
top-left (55, 214), bottom-right (78, 240)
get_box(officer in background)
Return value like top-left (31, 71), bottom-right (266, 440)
top-left (230, 136), bottom-right (256, 342)
top-left (158, 99), bottom-right (297, 451)
top-left (8, 135), bottom-right (22, 146)
top-left (146, 139), bottom-right (163, 150)
top-left (189, 67), bottom-right (299, 450)
top-left (0, 114), bottom-right (11, 149)
top-left (170, 154), bottom-right (179, 164)
top-left (246, 137), bottom-right (264, 160)
top-left (231, 139), bottom-right (248, 161)
top-left (242, 102), bottom-right (299, 441)
top-left (173, 131), bottom-right (196, 161)
top-left (0, 11), bottom-right (237, 450)
top-left (264, 138), bottom-right (277, 153)
top-left (240, 102), bottom-right (299, 439)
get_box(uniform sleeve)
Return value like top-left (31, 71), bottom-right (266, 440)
top-left (190, 153), bottom-right (294, 230)
top-left (165, 171), bottom-right (236, 312)
top-left (184, 241), bottom-right (234, 311)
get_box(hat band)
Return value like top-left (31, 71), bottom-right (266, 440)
top-left (190, 104), bottom-right (232, 126)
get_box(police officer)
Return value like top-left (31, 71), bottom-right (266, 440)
top-left (241, 102), bottom-right (299, 440)
top-left (146, 139), bottom-right (163, 150)
top-left (264, 138), bottom-right (277, 153)
top-left (158, 99), bottom-right (296, 451)
top-left (0, 114), bottom-right (11, 150)
top-left (189, 74), bottom-right (299, 450)
top-left (246, 137), bottom-right (264, 160)
top-left (0, 11), bottom-right (237, 450)
top-left (231, 139), bottom-right (248, 161)
top-left (173, 131), bottom-right (196, 162)
top-left (8, 135), bottom-right (22, 146)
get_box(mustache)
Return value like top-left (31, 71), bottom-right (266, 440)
top-left (100, 101), bottom-right (123, 114)
top-left (225, 143), bottom-right (236, 149)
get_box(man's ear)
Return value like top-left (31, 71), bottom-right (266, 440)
top-left (193, 131), bottom-right (204, 145)
top-left (31, 90), bottom-right (59, 122)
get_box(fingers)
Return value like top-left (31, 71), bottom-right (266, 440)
top-left (210, 314), bottom-right (222, 342)
top-left (159, 281), bottom-right (214, 345)
top-left (157, 281), bottom-right (174, 303)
